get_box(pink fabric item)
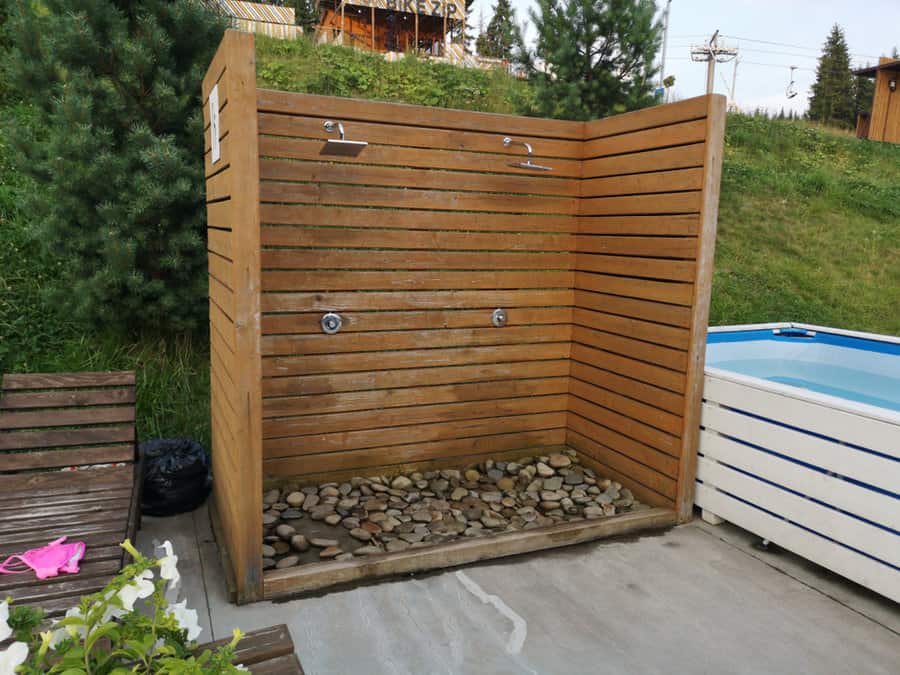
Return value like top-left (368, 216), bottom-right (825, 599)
top-left (0, 536), bottom-right (85, 580)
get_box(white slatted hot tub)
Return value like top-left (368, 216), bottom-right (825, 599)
top-left (695, 323), bottom-right (900, 602)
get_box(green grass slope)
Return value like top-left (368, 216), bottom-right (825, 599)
top-left (713, 114), bottom-right (900, 334)
top-left (254, 36), bottom-right (536, 114)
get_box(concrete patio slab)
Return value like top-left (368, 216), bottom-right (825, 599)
top-left (138, 507), bottom-right (899, 675)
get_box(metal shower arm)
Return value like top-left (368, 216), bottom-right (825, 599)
top-left (503, 137), bottom-right (534, 159)
top-left (324, 120), bottom-right (346, 140)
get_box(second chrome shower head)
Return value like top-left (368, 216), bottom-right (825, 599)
top-left (503, 136), bottom-right (553, 172)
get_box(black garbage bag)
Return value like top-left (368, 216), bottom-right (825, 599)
top-left (140, 439), bottom-right (212, 516)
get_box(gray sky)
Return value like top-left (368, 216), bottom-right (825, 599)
top-left (471, 0), bottom-right (900, 114)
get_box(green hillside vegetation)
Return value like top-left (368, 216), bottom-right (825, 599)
top-left (1, 38), bottom-right (898, 446)
top-left (255, 36), bottom-right (536, 114)
top-left (713, 114), bottom-right (900, 333)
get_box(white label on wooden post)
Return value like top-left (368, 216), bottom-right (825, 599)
top-left (209, 84), bottom-right (220, 164)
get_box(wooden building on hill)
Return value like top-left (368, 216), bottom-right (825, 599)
top-left (317, 0), bottom-right (469, 57)
top-left (854, 57), bottom-right (900, 144)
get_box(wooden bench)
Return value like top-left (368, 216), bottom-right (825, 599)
top-left (200, 624), bottom-right (304, 674)
top-left (0, 371), bottom-right (141, 618)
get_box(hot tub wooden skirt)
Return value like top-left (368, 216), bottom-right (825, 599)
top-left (262, 507), bottom-right (675, 599)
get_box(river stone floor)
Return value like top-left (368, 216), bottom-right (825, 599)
top-left (262, 449), bottom-right (650, 570)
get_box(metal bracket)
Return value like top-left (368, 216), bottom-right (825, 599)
top-left (492, 308), bottom-right (507, 327)
top-left (321, 312), bottom-right (343, 335)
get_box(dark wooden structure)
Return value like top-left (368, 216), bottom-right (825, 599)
top-left (199, 624), bottom-right (304, 674)
top-left (0, 371), bottom-right (140, 617)
top-left (318, 0), bottom-right (467, 55)
top-left (854, 57), bottom-right (900, 144)
top-left (203, 30), bottom-right (726, 602)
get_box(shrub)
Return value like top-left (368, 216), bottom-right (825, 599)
top-left (1, 540), bottom-right (246, 673)
top-left (4, 1), bottom-right (227, 334)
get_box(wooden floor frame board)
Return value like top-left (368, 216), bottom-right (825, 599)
top-left (262, 507), bottom-right (675, 600)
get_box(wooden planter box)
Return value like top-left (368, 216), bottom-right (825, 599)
top-left (202, 30), bottom-right (726, 603)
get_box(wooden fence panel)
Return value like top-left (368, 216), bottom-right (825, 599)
top-left (202, 31), bottom-right (263, 604)
top-left (568, 95), bottom-right (726, 517)
top-left (255, 89), bottom-right (578, 479)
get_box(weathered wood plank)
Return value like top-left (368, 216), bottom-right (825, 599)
top-left (0, 387), bottom-right (134, 410)
top-left (258, 134), bottom-right (581, 178)
top-left (261, 325), bottom-right (571, 356)
top-left (263, 429), bottom-right (566, 477)
top-left (263, 411), bottom-right (568, 457)
top-left (263, 377), bottom-right (569, 418)
top-left (1, 372), bottom-right (135, 390)
top-left (260, 226), bottom-right (573, 251)
top-left (256, 89), bottom-right (584, 139)
top-left (262, 268), bottom-right (573, 293)
top-left (259, 159), bottom-right (579, 197)
top-left (262, 360), bottom-right (571, 397)
top-left (263, 508), bottom-right (675, 598)
top-left (0, 406), bottom-right (134, 430)
top-left (676, 94), bottom-right (726, 522)
top-left (0, 425), bottom-right (134, 451)
top-left (0, 445), bottom-right (134, 471)
top-left (264, 395), bottom-right (568, 439)
top-left (262, 289), bottom-right (574, 313)
top-left (263, 342), bottom-right (571, 377)
top-left (262, 307), bottom-right (572, 335)
top-left (260, 204), bottom-right (577, 233)
top-left (259, 182), bottom-right (577, 215)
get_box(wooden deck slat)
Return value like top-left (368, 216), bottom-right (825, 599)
top-left (0, 445), bottom-right (134, 471)
top-left (0, 464), bottom-right (132, 499)
top-left (0, 387), bottom-right (135, 410)
top-left (0, 559), bottom-right (121, 592)
top-left (0, 425), bottom-right (134, 450)
top-left (0, 406), bottom-right (135, 429)
top-left (1, 372), bottom-right (135, 390)
top-left (0, 508), bottom-right (129, 535)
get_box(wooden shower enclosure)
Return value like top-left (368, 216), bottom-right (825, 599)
top-left (203, 30), bottom-right (725, 603)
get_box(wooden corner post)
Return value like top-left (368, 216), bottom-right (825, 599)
top-left (675, 93), bottom-right (726, 522)
top-left (202, 30), bottom-right (264, 603)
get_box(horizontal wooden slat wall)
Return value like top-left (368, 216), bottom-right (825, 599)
top-left (568, 95), bottom-right (726, 517)
top-left (202, 31), bottom-right (263, 604)
top-left (203, 31), bottom-right (725, 601)
top-left (255, 88), bottom-right (581, 479)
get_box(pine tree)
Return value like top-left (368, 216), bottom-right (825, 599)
top-left (6, 1), bottom-right (227, 334)
top-left (291, 0), bottom-right (321, 33)
top-left (530, 0), bottom-right (661, 121)
top-left (475, 0), bottom-right (524, 62)
top-left (450, 0), bottom-right (476, 51)
top-left (808, 24), bottom-right (855, 128)
top-left (854, 67), bottom-right (875, 115)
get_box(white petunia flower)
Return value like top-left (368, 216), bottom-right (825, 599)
top-left (117, 569), bottom-right (155, 611)
top-left (0, 600), bottom-right (11, 642)
top-left (157, 540), bottom-right (180, 590)
top-left (0, 641), bottom-right (28, 675)
top-left (168, 600), bottom-right (202, 641)
top-left (48, 606), bottom-right (87, 647)
top-left (235, 665), bottom-right (250, 671)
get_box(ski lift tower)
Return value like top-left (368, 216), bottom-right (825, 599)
top-left (691, 30), bottom-right (738, 95)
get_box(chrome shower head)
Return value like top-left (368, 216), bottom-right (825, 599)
top-left (508, 159), bottom-right (554, 171)
top-left (321, 120), bottom-right (368, 156)
top-left (502, 136), bottom-right (553, 172)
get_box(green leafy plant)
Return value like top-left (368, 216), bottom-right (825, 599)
top-left (0, 540), bottom-right (246, 674)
